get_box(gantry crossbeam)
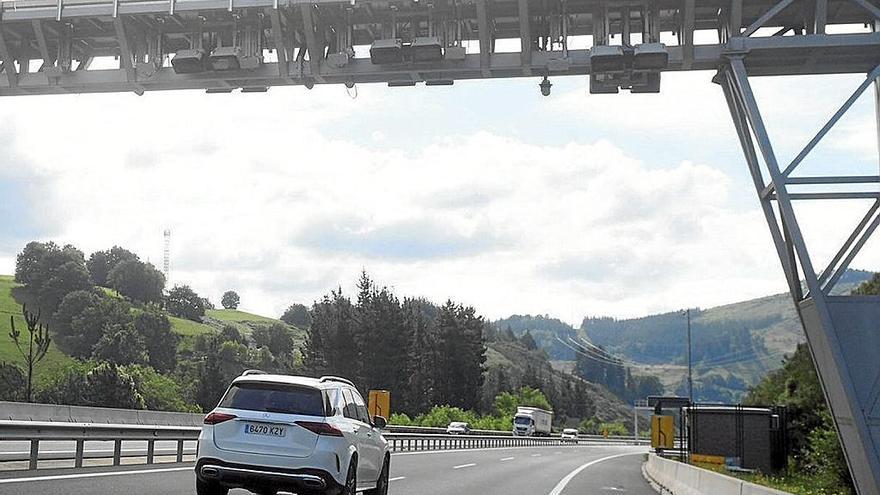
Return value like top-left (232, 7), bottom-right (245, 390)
top-left (0, 0), bottom-right (879, 94)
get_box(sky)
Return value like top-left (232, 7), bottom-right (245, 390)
top-left (0, 67), bottom-right (878, 325)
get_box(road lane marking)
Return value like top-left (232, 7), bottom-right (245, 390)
top-left (548, 452), bottom-right (642, 495)
top-left (531, 453), bottom-right (542, 457)
top-left (389, 476), bottom-right (406, 482)
top-left (500, 457), bottom-right (515, 462)
top-left (392, 445), bottom-right (605, 456)
top-left (452, 463), bottom-right (476, 469)
top-left (0, 466), bottom-right (192, 484)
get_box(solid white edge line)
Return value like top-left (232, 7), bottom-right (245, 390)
top-left (0, 466), bottom-right (193, 484)
top-left (548, 452), bottom-right (642, 495)
top-left (452, 463), bottom-right (476, 469)
top-left (392, 444), bottom-right (601, 456)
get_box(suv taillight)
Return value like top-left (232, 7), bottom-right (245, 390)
top-left (204, 412), bottom-right (237, 425)
top-left (296, 421), bottom-right (344, 437)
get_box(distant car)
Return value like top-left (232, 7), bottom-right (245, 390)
top-left (561, 428), bottom-right (579, 442)
top-left (446, 422), bottom-right (471, 435)
top-left (196, 372), bottom-right (390, 495)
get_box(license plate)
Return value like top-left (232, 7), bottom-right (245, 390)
top-left (244, 423), bottom-right (287, 437)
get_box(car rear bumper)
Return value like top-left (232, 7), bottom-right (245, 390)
top-left (197, 458), bottom-right (342, 494)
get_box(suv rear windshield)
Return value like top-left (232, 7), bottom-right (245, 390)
top-left (219, 382), bottom-right (325, 417)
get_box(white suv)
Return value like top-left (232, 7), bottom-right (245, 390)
top-left (196, 372), bottom-right (390, 495)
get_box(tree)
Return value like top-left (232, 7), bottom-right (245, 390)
top-left (87, 246), bottom-right (139, 286)
top-left (38, 261), bottom-right (92, 315)
top-left (221, 291), bottom-right (240, 310)
top-left (165, 285), bottom-right (206, 322)
top-left (305, 289), bottom-right (357, 379)
top-left (853, 272), bottom-right (880, 295)
top-left (219, 324), bottom-right (245, 345)
top-left (132, 310), bottom-right (179, 372)
top-left (435, 301), bottom-right (487, 410)
top-left (195, 336), bottom-right (228, 411)
top-left (52, 290), bottom-right (132, 359)
top-left (281, 303), bottom-right (311, 328)
top-left (252, 322), bottom-right (295, 357)
top-left (520, 330), bottom-right (538, 351)
top-left (15, 242), bottom-right (91, 315)
top-left (92, 323), bottom-right (148, 365)
top-left (108, 259), bottom-right (165, 304)
top-left (8, 305), bottom-right (52, 402)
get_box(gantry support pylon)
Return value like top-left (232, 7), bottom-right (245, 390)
top-left (718, 52), bottom-right (880, 495)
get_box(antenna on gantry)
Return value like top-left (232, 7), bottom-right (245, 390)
top-left (163, 229), bottom-right (171, 281)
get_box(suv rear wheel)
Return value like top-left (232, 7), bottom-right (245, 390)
top-left (338, 458), bottom-right (357, 495)
top-left (195, 478), bottom-right (228, 495)
top-left (364, 456), bottom-right (389, 495)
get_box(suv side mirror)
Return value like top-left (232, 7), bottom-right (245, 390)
top-left (373, 415), bottom-right (387, 429)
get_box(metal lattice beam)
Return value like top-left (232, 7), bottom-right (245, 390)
top-left (719, 56), bottom-right (880, 495)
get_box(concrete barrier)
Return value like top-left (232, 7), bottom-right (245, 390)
top-left (644, 453), bottom-right (792, 495)
top-left (0, 401), bottom-right (204, 426)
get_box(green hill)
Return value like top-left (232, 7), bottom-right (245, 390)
top-left (1, 275), bottom-right (306, 376)
top-left (204, 308), bottom-right (307, 348)
top-left (0, 275), bottom-right (75, 382)
top-left (498, 270), bottom-right (874, 403)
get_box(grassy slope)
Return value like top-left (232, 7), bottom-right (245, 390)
top-left (205, 309), bottom-right (307, 347)
top-left (0, 275), bottom-right (75, 382)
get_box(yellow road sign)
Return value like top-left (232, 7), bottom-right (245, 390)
top-left (651, 415), bottom-right (674, 449)
top-left (368, 390), bottom-right (390, 420)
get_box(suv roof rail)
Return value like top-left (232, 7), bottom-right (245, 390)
top-left (319, 376), bottom-right (355, 387)
top-left (241, 369), bottom-right (267, 376)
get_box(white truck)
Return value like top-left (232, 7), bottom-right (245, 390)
top-left (512, 406), bottom-right (553, 436)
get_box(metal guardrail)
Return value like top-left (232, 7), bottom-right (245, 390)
top-left (0, 420), bottom-right (647, 471)
top-left (0, 420), bottom-right (200, 470)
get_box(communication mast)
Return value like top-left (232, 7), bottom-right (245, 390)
top-left (163, 229), bottom-right (171, 280)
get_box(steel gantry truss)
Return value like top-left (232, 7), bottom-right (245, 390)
top-left (0, 0), bottom-right (879, 94)
top-left (716, 5), bottom-right (880, 492)
top-left (2, 0), bottom-right (880, 493)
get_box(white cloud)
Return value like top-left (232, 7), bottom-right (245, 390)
top-left (0, 75), bottom-right (876, 324)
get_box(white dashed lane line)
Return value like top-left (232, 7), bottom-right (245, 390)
top-left (531, 454), bottom-right (542, 457)
top-left (389, 476), bottom-right (406, 482)
top-left (452, 463), bottom-right (477, 470)
top-left (500, 457), bottom-right (515, 462)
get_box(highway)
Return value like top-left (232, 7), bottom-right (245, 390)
top-left (0, 444), bottom-right (652, 495)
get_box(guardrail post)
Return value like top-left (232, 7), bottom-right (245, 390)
top-left (28, 440), bottom-right (39, 470)
top-left (74, 439), bottom-right (84, 468)
top-left (176, 440), bottom-right (184, 463)
top-left (113, 440), bottom-right (122, 466)
top-left (146, 440), bottom-right (155, 464)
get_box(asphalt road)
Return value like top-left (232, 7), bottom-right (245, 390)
top-left (0, 444), bottom-right (653, 495)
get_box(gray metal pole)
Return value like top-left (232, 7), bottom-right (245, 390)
top-left (687, 309), bottom-right (693, 402)
top-left (876, 21), bottom-right (880, 172)
top-left (634, 405), bottom-right (638, 439)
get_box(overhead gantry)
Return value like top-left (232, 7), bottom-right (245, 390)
top-left (0, 0), bottom-right (878, 94)
top-left (2, 1), bottom-right (880, 494)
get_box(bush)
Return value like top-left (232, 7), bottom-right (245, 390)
top-left (389, 413), bottom-right (413, 426)
top-left (38, 361), bottom-right (145, 409)
top-left (0, 362), bottom-right (25, 401)
top-left (413, 405), bottom-right (479, 428)
top-left (802, 412), bottom-right (853, 494)
top-left (125, 365), bottom-right (200, 412)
